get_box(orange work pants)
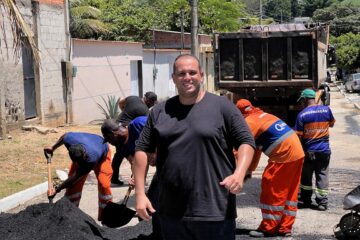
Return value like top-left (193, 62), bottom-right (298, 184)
top-left (65, 149), bottom-right (113, 221)
top-left (258, 157), bottom-right (304, 235)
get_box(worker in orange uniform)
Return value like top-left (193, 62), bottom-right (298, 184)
top-left (44, 132), bottom-right (113, 221)
top-left (236, 99), bottom-right (305, 238)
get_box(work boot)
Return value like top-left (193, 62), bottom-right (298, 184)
top-left (111, 178), bottom-right (124, 186)
top-left (297, 201), bottom-right (313, 209)
top-left (249, 230), bottom-right (275, 238)
top-left (278, 232), bottom-right (292, 237)
top-left (317, 205), bottom-right (328, 211)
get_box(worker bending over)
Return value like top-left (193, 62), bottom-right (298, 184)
top-left (236, 99), bottom-right (304, 238)
top-left (44, 132), bottom-right (113, 221)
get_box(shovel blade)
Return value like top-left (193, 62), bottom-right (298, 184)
top-left (102, 202), bottom-right (136, 228)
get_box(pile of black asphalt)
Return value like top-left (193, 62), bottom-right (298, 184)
top-left (0, 198), bottom-right (151, 240)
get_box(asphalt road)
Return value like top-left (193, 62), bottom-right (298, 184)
top-left (7, 84), bottom-right (360, 239)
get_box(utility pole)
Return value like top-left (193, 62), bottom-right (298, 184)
top-left (190, 0), bottom-right (199, 58)
top-left (180, 7), bottom-right (185, 51)
top-left (259, 0), bottom-right (262, 25)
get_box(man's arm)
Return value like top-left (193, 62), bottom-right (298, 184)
top-left (220, 143), bottom-right (254, 194)
top-left (133, 151), bottom-right (155, 221)
top-left (44, 133), bottom-right (66, 155)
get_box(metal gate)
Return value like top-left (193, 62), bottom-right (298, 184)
top-left (22, 44), bottom-right (37, 119)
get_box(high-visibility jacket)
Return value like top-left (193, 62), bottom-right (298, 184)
top-left (245, 111), bottom-right (304, 235)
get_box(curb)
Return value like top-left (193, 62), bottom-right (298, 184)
top-left (336, 83), bottom-right (360, 111)
top-left (0, 182), bottom-right (47, 213)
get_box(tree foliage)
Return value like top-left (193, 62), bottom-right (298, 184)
top-left (70, 0), bottom-right (108, 39)
top-left (313, 4), bottom-right (360, 36)
top-left (98, 0), bottom-right (247, 42)
top-left (301, 0), bottom-right (335, 17)
top-left (331, 33), bottom-right (360, 71)
top-left (263, 0), bottom-right (291, 23)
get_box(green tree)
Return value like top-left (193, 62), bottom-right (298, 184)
top-left (199, 0), bottom-right (247, 33)
top-left (263, 0), bottom-right (291, 23)
top-left (301, 0), bottom-right (335, 17)
top-left (291, 0), bottom-right (302, 18)
top-left (70, 0), bottom-right (108, 39)
top-left (313, 4), bottom-right (360, 36)
top-left (99, 0), bottom-right (248, 42)
top-left (331, 33), bottom-right (360, 71)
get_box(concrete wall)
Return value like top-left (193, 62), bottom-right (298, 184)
top-left (71, 39), bottom-right (143, 124)
top-left (0, 0), bottom-right (68, 136)
top-left (143, 49), bottom-right (190, 101)
top-left (142, 47), bottom-right (215, 102)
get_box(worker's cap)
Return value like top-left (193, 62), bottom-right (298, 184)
top-left (297, 89), bottom-right (316, 102)
top-left (68, 144), bottom-right (87, 162)
top-left (236, 99), bottom-right (254, 115)
top-left (144, 91), bottom-right (157, 102)
top-left (101, 119), bottom-right (121, 142)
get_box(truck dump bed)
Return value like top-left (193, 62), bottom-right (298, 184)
top-left (213, 23), bottom-right (329, 125)
top-left (214, 23), bottom-right (328, 94)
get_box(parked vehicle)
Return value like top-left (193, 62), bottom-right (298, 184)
top-left (334, 185), bottom-right (360, 239)
top-left (213, 23), bottom-right (330, 126)
top-left (344, 73), bottom-right (360, 93)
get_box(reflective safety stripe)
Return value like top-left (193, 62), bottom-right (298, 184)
top-left (315, 188), bottom-right (329, 196)
top-left (284, 209), bottom-right (297, 217)
top-left (66, 192), bottom-right (82, 200)
top-left (99, 202), bottom-right (107, 209)
top-left (260, 203), bottom-right (284, 211)
top-left (286, 200), bottom-right (298, 207)
top-left (99, 193), bottom-right (113, 201)
top-left (264, 130), bottom-right (294, 155)
top-left (300, 184), bottom-right (313, 191)
top-left (262, 213), bottom-right (282, 221)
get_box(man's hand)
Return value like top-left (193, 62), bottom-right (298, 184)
top-left (220, 174), bottom-right (244, 194)
top-left (47, 186), bottom-right (57, 199)
top-left (44, 147), bottom-right (54, 158)
top-left (135, 193), bottom-right (156, 221)
top-left (128, 177), bottom-right (135, 187)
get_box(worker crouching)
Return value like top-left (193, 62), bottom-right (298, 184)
top-left (236, 99), bottom-right (305, 237)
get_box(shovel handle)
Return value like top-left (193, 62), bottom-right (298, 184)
top-left (46, 154), bottom-right (53, 203)
top-left (122, 186), bottom-right (134, 205)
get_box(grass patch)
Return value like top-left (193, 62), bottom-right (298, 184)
top-left (0, 124), bottom-right (104, 198)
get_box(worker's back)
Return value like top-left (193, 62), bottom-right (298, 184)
top-left (116, 96), bottom-right (148, 126)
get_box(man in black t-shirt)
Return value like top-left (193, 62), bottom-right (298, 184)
top-left (133, 54), bottom-right (255, 240)
top-left (111, 95), bottom-right (149, 185)
top-left (116, 96), bottom-right (149, 126)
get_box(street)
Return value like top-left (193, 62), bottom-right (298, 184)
top-left (6, 85), bottom-right (360, 239)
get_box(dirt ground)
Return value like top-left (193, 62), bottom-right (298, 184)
top-left (0, 123), bottom-right (109, 198)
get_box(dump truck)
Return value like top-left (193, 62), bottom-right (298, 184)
top-left (213, 23), bottom-right (330, 126)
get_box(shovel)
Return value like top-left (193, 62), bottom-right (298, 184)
top-left (44, 151), bottom-right (54, 204)
top-left (102, 185), bottom-right (136, 228)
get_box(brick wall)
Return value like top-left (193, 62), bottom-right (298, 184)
top-left (0, 0), bottom-right (68, 136)
top-left (37, 1), bottom-right (68, 126)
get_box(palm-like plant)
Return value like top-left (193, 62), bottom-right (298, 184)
top-left (96, 95), bottom-right (120, 120)
top-left (70, 0), bottom-right (108, 39)
top-left (0, 0), bottom-right (40, 64)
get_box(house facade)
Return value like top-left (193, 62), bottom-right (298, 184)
top-left (0, 0), bottom-right (69, 136)
top-left (71, 39), bottom-right (143, 124)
